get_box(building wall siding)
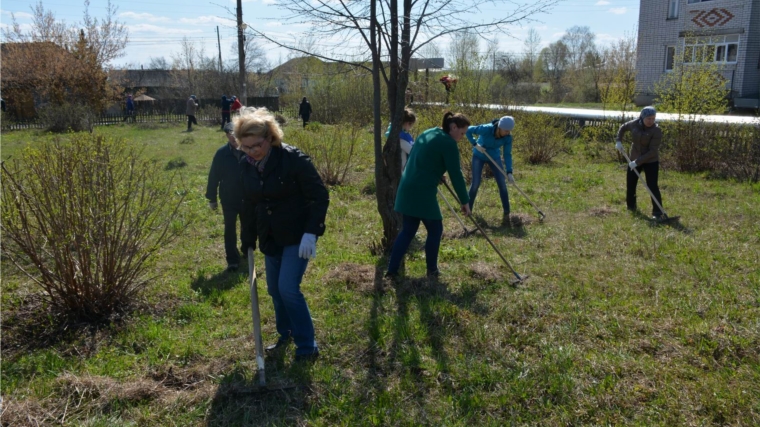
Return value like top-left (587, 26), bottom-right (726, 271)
top-left (635, 0), bottom-right (760, 104)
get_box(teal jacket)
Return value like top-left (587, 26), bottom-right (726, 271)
top-left (394, 127), bottom-right (470, 220)
top-left (466, 121), bottom-right (513, 173)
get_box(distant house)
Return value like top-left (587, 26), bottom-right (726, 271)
top-left (634, 0), bottom-right (760, 108)
top-left (268, 57), bottom-right (326, 94)
top-left (109, 68), bottom-right (179, 98)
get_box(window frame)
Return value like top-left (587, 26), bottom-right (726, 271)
top-left (682, 35), bottom-right (739, 64)
top-left (665, 46), bottom-right (676, 71)
top-left (668, 0), bottom-right (679, 19)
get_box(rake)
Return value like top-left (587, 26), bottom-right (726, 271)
top-left (441, 180), bottom-right (526, 284)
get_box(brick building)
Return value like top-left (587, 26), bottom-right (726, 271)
top-left (634, 0), bottom-right (760, 108)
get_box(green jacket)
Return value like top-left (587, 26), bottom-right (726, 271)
top-left (394, 127), bottom-right (470, 220)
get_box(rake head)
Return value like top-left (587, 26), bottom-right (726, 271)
top-left (653, 214), bottom-right (680, 225)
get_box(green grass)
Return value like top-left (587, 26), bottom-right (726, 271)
top-left (1, 119), bottom-right (759, 426)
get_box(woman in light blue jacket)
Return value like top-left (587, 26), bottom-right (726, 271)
top-left (466, 116), bottom-right (515, 223)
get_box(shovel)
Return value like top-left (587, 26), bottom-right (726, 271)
top-left (248, 248), bottom-right (266, 386)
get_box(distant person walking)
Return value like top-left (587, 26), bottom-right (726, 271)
top-left (221, 95), bottom-right (232, 130)
top-left (298, 97), bottom-right (312, 128)
top-left (615, 106), bottom-right (665, 220)
top-left (186, 95), bottom-right (198, 131)
top-left (124, 94), bottom-right (135, 123)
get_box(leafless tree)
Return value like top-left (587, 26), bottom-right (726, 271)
top-left (522, 28), bottom-right (542, 79)
top-left (561, 25), bottom-right (595, 71)
top-left (251, 0), bottom-right (560, 249)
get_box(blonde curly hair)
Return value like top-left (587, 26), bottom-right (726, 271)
top-left (233, 107), bottom-right (284, 147)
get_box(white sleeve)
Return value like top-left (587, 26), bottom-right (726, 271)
top-left (400, 138), bottom-right (413, 155)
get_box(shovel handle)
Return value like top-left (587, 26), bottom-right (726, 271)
top-left (248, 248), bottom-right (266, 386)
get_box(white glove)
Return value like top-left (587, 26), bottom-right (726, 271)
top-left (298, 233), bottom-right (317, 259)
top-left (615, 140), bottom-right (623, 152)
top-left (507, 173), bottom-right (515, 184)
top-left (474, 145), bottom-right (486, 154)
top-left (208, 201), bottom-right (218, 210)
top-left (628, 160), bottom-right (637, 170)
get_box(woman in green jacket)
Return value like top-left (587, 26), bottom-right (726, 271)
top-left (386, 111), bottom-right (472, 279)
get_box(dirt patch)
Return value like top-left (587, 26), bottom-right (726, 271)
top-left (508, 213), bottom-right (535, 227)
top-left (588, 206), bottom-right (617, 217)
top-left (322, 263), bottom-right (377, 293)
top-left (469, 262), bottom-right (505, 283)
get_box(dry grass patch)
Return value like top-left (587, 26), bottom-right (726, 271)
top-left (588, 206), bottom-right (618, 217)
top-left (469, 261), bottom-right (505, 283)
top-left (322, 263), bottom-right (377, 293)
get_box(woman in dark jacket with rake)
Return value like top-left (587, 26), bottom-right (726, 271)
top-left (615, 106), bottom-right (664, 220)
top-left (237, 107), bottom-right (329, 362)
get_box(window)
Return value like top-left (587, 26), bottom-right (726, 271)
top-left (665, 46), bottom-right (676, 70)
top-left (668, 0), bottom-right (679, 18)
top-left (687, 0), bottom-right (714, 3)
top-left (683, 35), bottom-right (739, 63)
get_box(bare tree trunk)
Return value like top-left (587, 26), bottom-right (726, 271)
top-left (373, 0), bottom-right (402, 250)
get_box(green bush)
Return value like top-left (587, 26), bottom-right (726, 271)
top-left (513, 112), bottom-right (568, 164)
top-left (0, 134), bottom-right (186, 320)
top-left (38, 103), bottom-right (97, 133)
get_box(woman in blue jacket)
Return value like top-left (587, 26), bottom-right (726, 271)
top-left (466, 116), bottom-right (515, 224)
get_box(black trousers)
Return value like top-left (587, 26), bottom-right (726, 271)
top-left (187, 115), bottom-right (198, 129)
top-left (302, 114), bottom-right (310, 128)
top-left (627, 161), bottom-right (663, 216)
top-left (221, 112), bottom-right (231, 129)
top-left (222, 203), bottom-right (242, 266)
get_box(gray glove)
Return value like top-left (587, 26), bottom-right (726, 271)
top-left (615, 140), bottom-right (623, 152)
top-left (208, 201), bottom-right (218, 210)
top-left (507, 173), bottom-right (515, 184)
top-left (298, 233), bottom-right (317, 259)
top-left (628, 160), bottom-right (637, 170)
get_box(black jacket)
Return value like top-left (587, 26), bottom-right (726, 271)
top-left (240, 144), bottom-right (329, 256)
top-left (206, 143), bottom-right (244, 208)
top-left (299, 101), bottom-right (312, 118)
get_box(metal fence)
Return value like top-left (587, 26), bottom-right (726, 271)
top-left (2, 112), bottom-right (224, 131)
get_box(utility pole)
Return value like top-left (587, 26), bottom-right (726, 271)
top-left (236, 0), bottom-right (247, 102)
top-left (216, 26), bottom-right (223, 73)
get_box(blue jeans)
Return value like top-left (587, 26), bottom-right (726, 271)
top-left (222, 203), bottom-right (242, 266)
top-left (468, 156), bottom-right (510, 214)
top-left (386, 215), bottom-right (444, 275)
top-left (264, 244), bottom-right (317, 355)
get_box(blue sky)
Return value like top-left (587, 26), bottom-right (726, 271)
top-left (0, 0), bottom-right (641, 68)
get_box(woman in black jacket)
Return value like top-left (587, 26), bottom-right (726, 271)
top-left (236, 107), bottom-right (329, 362)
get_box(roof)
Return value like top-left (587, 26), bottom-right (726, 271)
top-left (109, 69), bottom-right (177, 88)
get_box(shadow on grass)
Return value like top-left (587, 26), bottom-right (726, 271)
top-left (205, 362), bottom-right (312, 426)
top-left (631, 210), bottom-right (693, 234)
top-left (190, 265), bottom-right (247, 297)
top-left (0, 293), bottom-right (133, 363)
top-left (362, 262), bottom-right (491, 414)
